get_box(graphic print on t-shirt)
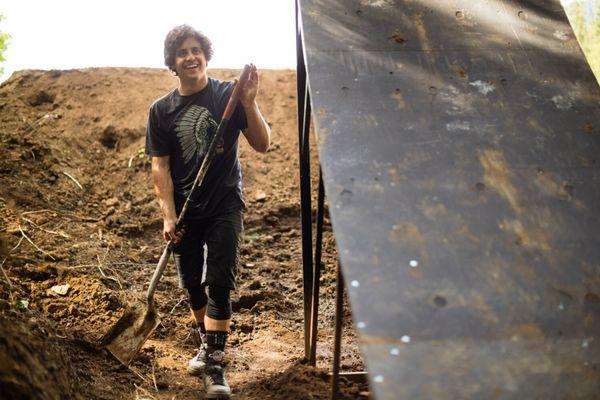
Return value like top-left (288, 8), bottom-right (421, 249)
top-left (174, 104), bottom-right (224, 165)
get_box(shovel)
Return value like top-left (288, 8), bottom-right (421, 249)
top-left (100, 64), bottom-right (253, 366)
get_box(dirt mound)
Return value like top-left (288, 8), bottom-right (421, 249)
top-left (0, 67), bottom-right (367, 399)
top-left (241, 363), bottom-right (367, 399)
top-left (0, 313), bottom-right (77, 399)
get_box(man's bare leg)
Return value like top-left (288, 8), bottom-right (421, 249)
top-left (204, 316), bottom-right (230, 331)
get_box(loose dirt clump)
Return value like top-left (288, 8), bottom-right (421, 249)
top-left (0, 67), bottom-right (367, 399)
top-left (27, 90), bottom-right (55, 107)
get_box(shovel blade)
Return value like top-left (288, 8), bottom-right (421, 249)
top-left (100, 302), bottom-right (160, 366)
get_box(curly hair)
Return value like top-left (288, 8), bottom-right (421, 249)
top-left (164, 25), bottom-right (213, 74)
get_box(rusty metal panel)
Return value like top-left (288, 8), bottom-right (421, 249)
top-left (298, 0), bottom-right (600, 399)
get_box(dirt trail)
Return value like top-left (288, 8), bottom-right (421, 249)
top-left (0, 68), bottom-right (367, 399)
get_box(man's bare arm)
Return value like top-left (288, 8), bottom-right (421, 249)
top-left (151, 156), bottom-right (183, 243)
top-left (243, 101), bottom-right (271, 153)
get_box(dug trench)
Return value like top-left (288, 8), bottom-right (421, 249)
top-left (0, 68), bottom-right (368, 399)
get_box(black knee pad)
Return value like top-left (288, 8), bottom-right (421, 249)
top-left (187, 285), bottom-right (208, 311)
top-left (206, 285), bottom-right (232, 320)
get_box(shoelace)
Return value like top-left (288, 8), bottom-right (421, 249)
top-left (194, 347), bottom-right (205, 360)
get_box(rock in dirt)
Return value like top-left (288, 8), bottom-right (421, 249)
top-left (254, 191), bottom-right (267, 202)
top-left (50, 283), bottom-right (71, 296)
top-left (103, 197), bottom-right (119, 207)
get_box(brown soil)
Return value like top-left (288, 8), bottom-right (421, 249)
top-left (0, 68), bottom-right (368, 399)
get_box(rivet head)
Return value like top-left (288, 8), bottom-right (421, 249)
top-left (374, 375), bottom-right (384, 383)
top-left (357, 322), bottom-right (366, 329)
top-left (401, 335), bottom-right (411, 343)
top-left (351, 280), bottom-right (360, 287)
top-left (390, 348), bottom-right (400, 356)
top-left (409, 260), bottom-right (418, 268)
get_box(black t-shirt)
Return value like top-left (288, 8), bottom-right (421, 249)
top-left (145, 78), bottom-right (248, 219)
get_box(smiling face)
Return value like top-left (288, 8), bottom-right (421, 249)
top-left (173, 36), bottom-right (208, 86)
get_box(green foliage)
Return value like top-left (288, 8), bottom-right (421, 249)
top-left (0, 13), bottom-right (10, 76)
top-left (566, 1), bottom-right (600, 83)
top-left (14, 299), bottom-right (29, 310)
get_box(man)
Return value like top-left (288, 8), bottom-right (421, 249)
top-left (145, 25), bottom-right (270, 399)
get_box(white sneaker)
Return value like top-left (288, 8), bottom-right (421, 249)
top-left (187, 344), bottom-right (206, 376)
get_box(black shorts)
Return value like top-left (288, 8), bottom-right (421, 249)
top-left (173, 209), bottom-right (243, 290)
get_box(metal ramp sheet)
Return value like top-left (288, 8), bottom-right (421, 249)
top-left (298, 0), bottom-right (600, 398)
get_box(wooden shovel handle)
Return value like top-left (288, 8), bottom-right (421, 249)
top-left (146, 242), bottom-right (172, 305)
top-left (223, 64), bottom-right (252, 120)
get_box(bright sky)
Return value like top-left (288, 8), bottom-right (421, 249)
top-left (0, 0), bottom-right (297, 82)
top-left (0, 0), bottom-right (585, 83)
